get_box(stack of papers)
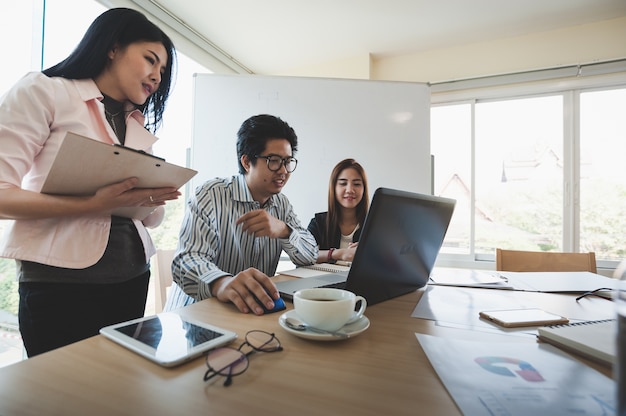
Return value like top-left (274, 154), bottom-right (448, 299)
top-left (429, 268), bottom-right (511, 289)
top-left (502, 271), bottom-right (617, 293)
top-left (429, 268), bottom-right (618, 293)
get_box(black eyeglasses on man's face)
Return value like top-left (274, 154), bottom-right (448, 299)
top-left (255, 155), bottom-right (298, 173)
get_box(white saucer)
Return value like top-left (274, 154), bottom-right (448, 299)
top-left (278, 310), bottom-right (370, 341)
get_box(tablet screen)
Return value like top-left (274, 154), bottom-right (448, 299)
top-left (116, 315), bottom-right (224, 349)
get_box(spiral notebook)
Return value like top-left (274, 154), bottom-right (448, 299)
top-left (537, 319), bottom-right (616, 367)
top-left (278, 263), bottom-right (350, 278)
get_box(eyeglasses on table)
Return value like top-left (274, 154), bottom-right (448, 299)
top-left (203, 330), bottom-right (283, 386)
top-left (575, 287), bottom-right (613, 302)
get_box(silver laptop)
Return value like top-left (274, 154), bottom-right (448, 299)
top-left (276, 187), bottom-right (456, 305)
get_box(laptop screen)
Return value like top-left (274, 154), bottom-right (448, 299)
top-left (344, 188), bottom-right (456, 304)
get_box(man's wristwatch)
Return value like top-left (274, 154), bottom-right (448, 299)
top-left (327, 248), bottom-right (337, 264)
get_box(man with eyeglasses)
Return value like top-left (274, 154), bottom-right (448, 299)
top-left (165, 114), bottom-right (318, 314)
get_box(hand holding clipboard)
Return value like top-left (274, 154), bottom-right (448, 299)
top-left (41, 132), bottom-right (197, 219)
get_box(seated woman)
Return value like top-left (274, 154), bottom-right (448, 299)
top-left (308, 158), bottom-right (369, 264)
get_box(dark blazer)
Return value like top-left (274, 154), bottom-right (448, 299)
top-left (307, 212), bottom-right (362, 249)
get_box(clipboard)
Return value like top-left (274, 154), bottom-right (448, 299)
top-left (41, 132), bottom-right (197, 220)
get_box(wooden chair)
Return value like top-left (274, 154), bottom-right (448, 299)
top-left (495, 248), bottom-right (597, 273)
top-left (153, 249), bottom-right (175, 313)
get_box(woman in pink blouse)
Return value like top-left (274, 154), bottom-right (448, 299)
top-left (0, 8), bottom-right (180, 356)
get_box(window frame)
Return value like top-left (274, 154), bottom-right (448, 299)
top-left (431, 70), bottom-right (626, 272)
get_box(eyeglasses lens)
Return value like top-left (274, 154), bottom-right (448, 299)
top-left (267, 157), bottom-right (296, 173)
top-left (204, 330), bottom-right (282, 386)
top-left (207, 348), bottom-right (249, 377)
top-left (246, 330), bottom-right (282, 352)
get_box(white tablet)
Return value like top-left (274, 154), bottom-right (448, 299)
top-left (100, 313), bottom-right (237, 367)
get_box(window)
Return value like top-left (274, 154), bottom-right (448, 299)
top-left (431, 73), bottom-right (626, 268)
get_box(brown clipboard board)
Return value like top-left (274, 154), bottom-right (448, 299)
top-left (41, 132), bottom-right (197, 220)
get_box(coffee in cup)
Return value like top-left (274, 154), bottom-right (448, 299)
top-left (293, 288), bottom-right (367, 332)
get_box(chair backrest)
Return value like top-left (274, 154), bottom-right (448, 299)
top-left (495, 248), bottom-right (597, 273)
top-left (153, 249), bottom-right (175, 313)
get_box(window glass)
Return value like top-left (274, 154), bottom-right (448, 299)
top-left (580, 88), bottom-right (626, 260)
top-left (0, 0), bottom-right (38, 92)
top-left (42, 0), bottom-right (106, 68)
top-left (474, 96), bottom-right (563, 253)
top-left (147, 53), bottom-right (211, 250)
top-left (152, 54), bottom-right (210, 168)
top-left (0, 0), bottom-right (51, 369)
top-left (431, 104), bottom-right (472, 254)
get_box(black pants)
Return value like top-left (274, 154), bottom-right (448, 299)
top-left (18, 271), bottom-right (150, 357)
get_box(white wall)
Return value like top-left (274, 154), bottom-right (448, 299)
top-left (275, 17), bottom-right (626, 83)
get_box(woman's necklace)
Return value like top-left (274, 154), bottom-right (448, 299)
top-left (102, 94), bottom-right (128, 143)
top-left (105, 109), bottom-right (123, 137)
top-left (105, 108), bottom-right (123, 118)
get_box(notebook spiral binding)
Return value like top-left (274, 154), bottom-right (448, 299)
top-left (547, 318), bottom-right (616, 329)
top-left (304, 264), bottom-right (349, 273)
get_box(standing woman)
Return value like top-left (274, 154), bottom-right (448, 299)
top-left (0, 8), bottom-right (180, 357)
top-left (308, 158), bottom-right (369, 264)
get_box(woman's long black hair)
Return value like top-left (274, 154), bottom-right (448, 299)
top-left (43, 8), bottom-right (176, 133)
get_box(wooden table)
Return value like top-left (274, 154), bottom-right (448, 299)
top-left (0, 286), bottom-right (615, 416)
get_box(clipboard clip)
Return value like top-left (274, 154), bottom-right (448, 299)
top-left (113, 144), bottom-right (166, 162)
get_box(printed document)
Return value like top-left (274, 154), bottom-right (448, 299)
top-left (416, 333), bottom-right (615, 415)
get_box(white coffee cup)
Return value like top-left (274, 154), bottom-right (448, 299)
top-left (293, 288), bottom-right (367, 332)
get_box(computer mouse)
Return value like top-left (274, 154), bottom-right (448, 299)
top-left (265, 296), bottom-right (286, 314)
top-left (257, 295), bottom-right (286, 314)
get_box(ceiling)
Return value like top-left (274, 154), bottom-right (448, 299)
top-left (143, 0), bottom-right (626, 74)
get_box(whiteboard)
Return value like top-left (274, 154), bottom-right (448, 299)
top-left (191, 74), bottom-right (431, 226)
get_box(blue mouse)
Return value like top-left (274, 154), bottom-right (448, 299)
top-left (257, 295), bottom-right (286, 314)
top-left (264, 296), bottom-right (286, 314)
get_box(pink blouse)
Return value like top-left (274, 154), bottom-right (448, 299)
top-left (0, 72), bottom-right (162, 268)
